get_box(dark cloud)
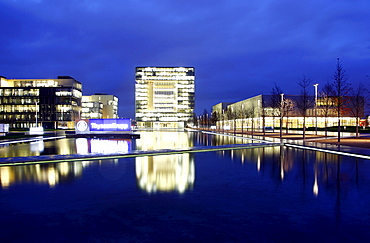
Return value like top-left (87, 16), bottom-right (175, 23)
top-left (1, 0), bottom-right (370, 117)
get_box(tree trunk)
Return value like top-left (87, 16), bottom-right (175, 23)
top-left (303, 116), bottom-right (306, 140)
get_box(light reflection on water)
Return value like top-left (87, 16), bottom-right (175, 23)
top-left (1, 131), bottom-right (370, 241)
top-left (0, 131), bottom-right (367, 197)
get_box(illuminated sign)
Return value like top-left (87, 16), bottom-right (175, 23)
top-left (75, 119), bottom-right (131, 134)
top-left (90, 119), bottom-right (131, 132)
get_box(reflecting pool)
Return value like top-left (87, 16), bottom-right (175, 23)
top-left (1, 131), bottom-right (370, 242)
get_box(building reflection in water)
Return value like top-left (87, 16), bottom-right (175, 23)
top-left (0, 161), bottom-right (90, 189)
top-left (221, 143), bottom-right (363, 197)
top-left (75, 138), bottom-right (132, 154)
top-left (136, 154), bottom-right (195, 193)
top-left (136, 131), bottom-right (194, 150)
top-left (0, 138), bottom-right (133, 189)
top-left (0, 138), bottom-right (77, 158)
top-left (135, 131), bottom-right (195, 193)
top-left (0, 131), bottom-right (366, 199)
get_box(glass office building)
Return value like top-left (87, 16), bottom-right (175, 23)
top-left (82, 93), bottom-right (118, 119)
top-left (0, 76), bottom-right (82, 129)
top-left (135, 67), bottom-right (195, 129)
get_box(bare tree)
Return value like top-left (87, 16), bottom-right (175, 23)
top-left (202, 109), bottom-right (209, 128)
top-left (242, 106), bottom-right (255, 136)
top-left (250, 105), bottom-right (256, 136)
top-left (210, 111), bottom-right (218, 130)
top-left (270, 83), bottom-right (284, 138)
top-left (227, 108), bottom-right (237, 135)
top-left (238, 105), bottom-right (245, 135)
top-left (347, 82), bottom-right (368, 138)
top-left (282, 98), bottom-right (294, 134)
top-left (320, 82), bottom-right (336, 137)
top-left (296, 75), bottom-right (313, 139)
top-left (332, 58), bottom-right (350, 142)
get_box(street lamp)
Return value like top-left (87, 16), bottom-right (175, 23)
top-left (35, 101), bottom-right (38, 127)
top-left (313, 83), bottom-right (319, 135)
top-left (280, 93), bottom-right (284, 139)
top-left (241, 104), bottom-right (244, 135)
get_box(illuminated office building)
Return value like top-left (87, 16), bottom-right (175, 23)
top-left (135, 67), bottom-right (195, 129)
top-left (212, 94), bottom-right (364, 130)
top-left (0, 76), bottom-right (82, 129)
top-left (82, 93), bottom-right (118, 119)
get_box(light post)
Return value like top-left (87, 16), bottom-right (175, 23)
top-left (206, 113), bottom-right (208, 129)
top-left (241, 104), bottom-right (244, 135)
top-left (280, 93), bottom-right (284, 139)
top-left (313, 83), bottom-right (319, 135)
top-left (35, 101), bottom-right (38, 127)
top-left (222, 109), bottom-right (225, 133)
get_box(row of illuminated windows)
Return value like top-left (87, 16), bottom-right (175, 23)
top-left (136, 109), bottom-right (193, 115)
top-left (0, 89), bottom-right (40, 96)
top-left (0, 114), bottom-right (38, 120)
top-left (82, 102), bottom-right (103, 108)
top-left (56, 91), bottom-right (72, 96)
top-left (0, 97), bottom-right (38, 104)
top-left (13, 80), bottom-right (57, 87)
top-left (0, 105), bottom-right (38, 113)
top-left (0, 114), bottom-right (74, 121)
top-left (0, 105), bottom-right (74, 113)
top-left (136, 77), bottom-right (194, 81)
top-left (154, 91), bottom-right (174, 95)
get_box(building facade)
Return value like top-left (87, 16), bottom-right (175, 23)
top-left (212, 94), bottom-right (364, 131)
top-left (135, 67), bottom-right (195, 129)
top-left (0, 76), bottom-right (82, 129)
top-left (82, 93), bottom-right (118, 119)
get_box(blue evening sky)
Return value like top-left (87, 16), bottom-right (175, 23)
top-left (1, 0), bottom-right (369, 117)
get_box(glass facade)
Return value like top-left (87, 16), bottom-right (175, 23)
top-left (81, 94), bottom-right (118, 119)
top-left (135, 67), bottom-right (195, 128)
top-left (0, 76), bottom-right (82, 129)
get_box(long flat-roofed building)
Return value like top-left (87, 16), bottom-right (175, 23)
top-left (212, 94), bottom-right (364, 131)
top-left (135, 67), bottom-right (195, 129)
top-left (0, 75), bottom-right (82, 129)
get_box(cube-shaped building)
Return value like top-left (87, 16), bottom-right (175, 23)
top-left (135, 67), bottom-right (195, 129)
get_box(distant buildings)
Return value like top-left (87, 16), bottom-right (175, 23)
top-left (81, 93), bottom-right (118, 119)
top-left (0, 75), bottom-right (120, 130)
top-left (0, 76), bottom-right (82, 129)
top-left (212, 94), bottom-right (364, 130)
top-left (135, 67), bottom-right (195, 129)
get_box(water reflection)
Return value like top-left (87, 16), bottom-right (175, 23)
top-left (0, 138), bottom-right (77, 158)
top-left (136, 154), bottom-right (195, 193)
top-left (134, 131), bottom-right (195, 193)
top-left (136, 131), bottom-right (194, 150)
top-left (223, 145), bottom-right (365, 197)
top-left (0, 138), bottom-right (133, 158)
top-left (76, 138), bottom-right (131, 154)
top-left (0, 161), bottom-right (90, 189)
top-left (0, 131), bottom-right (368, 199)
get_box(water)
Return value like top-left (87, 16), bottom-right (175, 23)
top-left (1, 131), bottom-right (370, 242)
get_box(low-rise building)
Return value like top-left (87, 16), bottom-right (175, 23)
top-left (212, 94), bottom-right (364, 131)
